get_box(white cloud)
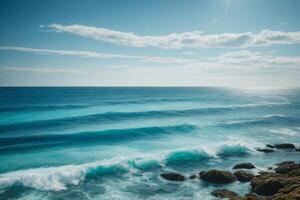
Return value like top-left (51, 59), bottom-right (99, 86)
top-left (45, 24), bottom-right (300, 49)
top-left (0, 66), bottom-right (83, 74)
top-left (0, 46), bottom-right (195, 64)
top-left (1, 46), bottom-right (300, 70)
top-left (0, 46), bottom-right (141, 59)
top-left (216, 50), bottom-right (300, 68)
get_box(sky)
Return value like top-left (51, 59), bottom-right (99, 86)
top-left (0, 0), bottom-right (300, 87)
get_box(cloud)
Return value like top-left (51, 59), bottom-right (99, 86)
top-left (0, 66), bottom-right (83, 74)
top-left (0, 46), bottom-right (141, 59)
top-left (44, 24), bottom-right (300, 49)
top-left (0, 46), bottom-right (197, 64)
top-left (216, 50), bottom-right (300, 68)
top-left (1, 46), bottom-right (300, 70)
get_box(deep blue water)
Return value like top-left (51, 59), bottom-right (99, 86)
top-left (0, 87), bottom-right (299, 200)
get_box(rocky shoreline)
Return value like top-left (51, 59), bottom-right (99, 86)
top-left (160, 143), bottom-right (300, 200)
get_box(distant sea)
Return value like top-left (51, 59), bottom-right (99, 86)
top-left (0, 87), bottom-right (299, 199)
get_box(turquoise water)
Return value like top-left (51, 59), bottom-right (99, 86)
top-left (0, 87), bottom-right (299, 200)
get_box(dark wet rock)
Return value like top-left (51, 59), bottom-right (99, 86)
top-left (274, 143), bottom-right (295, 149)
top-left (244, 193), bottom-right (267, 200)
top-left (258, 171), bottom-right (269, 175)
top-left (161, 172), bottom-right (185, 181)
top-left (234, 170), bottom-right (255, 182)
top-left (211, 190), bottom-right (267, 200)
top-left (233, 163), bottom-right (255, 169)
top-left (268, 167), bottom-right (273, 170)
top-left (272, 175), bottom-right (300, 200)
top-left (211, 189), bottom-right (239, 199)
top-left (273, 187), bottom-right (300, 200)
top-left (189, 174), bottom-right (197, 179)
top-left (207, 161), bottom-right (300, 200)
top-left (295, 148), bottom-right (300, 152)
top-left (250, 173), bottom-right (285, 195)
top-left (256, 148), bottom-right (274, 153)
top-left (275, 163), bottom-right (300, 174)
top-left (288, 169), bottom-right (300, 176)
top-left (266, 144), bottom-right (274, 148)
top-left (199, 169), bottom-right (236, 184)
top-left (276, 161), bottom-right (295, 167)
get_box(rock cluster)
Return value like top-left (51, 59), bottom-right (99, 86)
top-left (256, 143), bottom-right (299, 153)
top-left (160, 142), bottom-right (300, 200)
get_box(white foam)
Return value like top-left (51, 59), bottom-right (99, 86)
top-left (0, 159), bottom-right (127, 191)
top-left (0, 139), bottom-right (262, 191)
top-left (269, 128), bottom-right (299, 136)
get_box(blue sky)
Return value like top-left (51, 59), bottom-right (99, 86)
top-left (0, 0), bottom-right (300, 87)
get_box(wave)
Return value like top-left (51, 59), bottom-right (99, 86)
top-left (215, 115), bottom-right (300, 128)
top-left (0, 124), bottom-right (198, 153)
top-left (269, 128), bottom-right (300, 136)
top-left (0, 141), bottom-right (256, 191)
top-left (0, 102), bottom-right (288, 135)
top-left (0, 105), bottom-right (88, 113)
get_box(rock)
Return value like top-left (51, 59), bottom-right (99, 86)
top-left (211, 189), bottom-right (239, 199)
top-left (276, 161), bottom-right (295, 167)
top-left (189, 174), bottom-right (197, 179)
top-left (244, 193), bottom-right (267, 200)
top-left (273, 187), bottom-right (300, 200)
top-left (274, 143), bottom-right (295, 149)
top-left (266, 144), bottom-right (274, 148)
top-left (288, 169), bottom-right (300, 176)
top-left (272, 175), bottom-right (300, 200)
top-left (295, 148), bottom-right (300, 152)
top-left (199, 169), bottom-right (236, 184)
top-left (234, 170), bottom-right (255, 182)
top-left (233, 163), bottom-right (256, 169)
top-left (250, 173), bottom-right (285, 195)
top-left (161, 172), bottom-right (185, 181)
top-left (275, 163), bottom-right (300, 174)
top-left (258, 171), bottom-right (269, 175)
top-left (256, 148), bottom-right (274, 153)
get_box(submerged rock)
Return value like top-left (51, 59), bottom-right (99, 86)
top-left (234, 170), bottom-right (254, 182)
top-left (189, 174), bottom-right (197, 179)
top-left (233, 163), bottom-right (255, 169)
top-left (256, 148), bottom-right (274, 153)
top-left (274, 143), bottom-right (295, 149)
top-left (199, 169), bottom-right (236, 184)
top-left (161, 172), bottom-right (185, 181)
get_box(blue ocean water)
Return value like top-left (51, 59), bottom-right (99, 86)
top-left (0, 87), bottom-right (299, 200)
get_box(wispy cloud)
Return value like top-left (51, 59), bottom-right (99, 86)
top-left (0, 46), bottom-right (141, 59)
top-left (0, 46), bottom-right (195, 64)
top-left (216, 50), bottom-right (300, 68)
top-left (0, 66), bottom-right (83, 74)
top-left (1, 46), bottom-right (300, 70)
top-left (44, 24), bottom-right (300, 49)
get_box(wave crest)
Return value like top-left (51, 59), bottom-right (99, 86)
top-left (0, 141), bottom-right (257, 191)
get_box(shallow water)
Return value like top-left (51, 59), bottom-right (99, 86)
top-left (0, 87), bottom-right (299, 199)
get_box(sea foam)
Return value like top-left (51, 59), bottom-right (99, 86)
top-left (0, 140), bottom-right (258, 191)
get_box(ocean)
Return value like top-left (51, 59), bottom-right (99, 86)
top-left (0, 87), bottom-right (299, 200)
